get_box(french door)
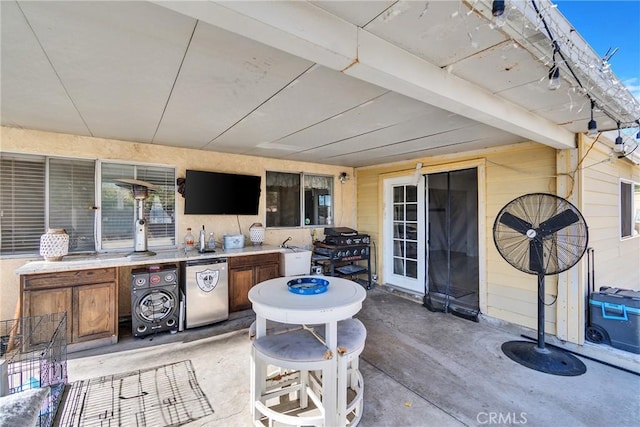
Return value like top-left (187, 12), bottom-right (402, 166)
top-left (382, 176), bottom-right (425, 294)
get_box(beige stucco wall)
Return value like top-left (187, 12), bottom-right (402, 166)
top-left (0, 126), bottom-right (356, 319)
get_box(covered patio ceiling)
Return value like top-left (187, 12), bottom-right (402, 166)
top-left (2, 0), bottom-right (638, 167)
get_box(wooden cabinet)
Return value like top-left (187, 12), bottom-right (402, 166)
top-left (228, 253), bottom-right (280, 312)
top-left (22, 268), bottom-right (118, 351)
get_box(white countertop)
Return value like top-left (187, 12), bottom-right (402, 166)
top-left (15, 245), bottom-right (285, 275)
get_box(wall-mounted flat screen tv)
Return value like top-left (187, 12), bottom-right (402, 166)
top-left (184, 169), bottom-right (261, 215)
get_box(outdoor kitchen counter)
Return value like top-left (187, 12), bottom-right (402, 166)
top-left (14, 245), bottom-right (284, 275)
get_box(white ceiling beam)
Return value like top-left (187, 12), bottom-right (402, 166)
top-left (154, 0), bottom-right (575, 150)
top-left (349, 30), bottom-right (575, 150)
top-left (153, 0), bottom-right (357, 70)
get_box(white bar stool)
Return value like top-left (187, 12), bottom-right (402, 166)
top-left (248, 319), bottom-right (303, 340)
top-left (315, 318), bottom-right (367, 426)
top-left (251, 328), bottom-right (334, 426)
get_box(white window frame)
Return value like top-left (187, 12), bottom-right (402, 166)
top-left (0, 153), bottom-right (177, 257)
top-left (265, 171), bottom-right (334, 228)
top-left (99, 160), bottom-right (177, 251)
top-left (620, 178), bottom-right (640, 239)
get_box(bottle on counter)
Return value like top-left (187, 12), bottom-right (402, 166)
top-left (199, 225), bottom-right (206, 252)
top-left (208, 232), bottom-right (216, 249)
top-left (184, 227), bottom-right (195, 251)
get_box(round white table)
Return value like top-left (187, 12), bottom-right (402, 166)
top-left (249, 276), bottom-right (367, 426)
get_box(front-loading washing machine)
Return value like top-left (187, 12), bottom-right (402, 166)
top-left (131, 267), bottom-right (179, 337)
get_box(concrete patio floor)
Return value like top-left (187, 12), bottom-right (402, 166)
top-left (66, 286), bottom-right (639, 427)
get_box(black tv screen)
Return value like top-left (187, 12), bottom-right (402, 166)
top-left (184, 170), bottom-right (261, 215)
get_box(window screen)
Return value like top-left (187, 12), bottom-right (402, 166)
top-left (0, 155), bottom-right (45, 255)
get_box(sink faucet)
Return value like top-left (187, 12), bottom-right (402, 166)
top-left (281, 237), bottom-right (292, 248)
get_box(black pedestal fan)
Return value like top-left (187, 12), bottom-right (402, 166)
top-left (493, 193), bottom-right (588, 376)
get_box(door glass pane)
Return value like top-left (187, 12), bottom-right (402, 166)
top-left (406, 260), bottom-right (417, 279)
top-left (393, 186), bottom-right (404, 202)
top-left (391, 184), bottom-right (419, 280)
top-left (393, 223), bottom-right (405, 238)
top-left (394, 205), bottom-right (404, 221)
top-left (406, 241), bottom-right (417, 258)
top-left (393, 240), bottom-right (404, 257)
top-left (393, 257), bottom-right (405, 275)
top-left (406, 186), bottom-right (417, 202)
top-left (406, 203), bottom-right (417, 221)
top-left (406, 223), bottom-right (418, 240)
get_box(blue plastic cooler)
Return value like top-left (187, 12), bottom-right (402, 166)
top-left (589, 287), bottom-right (640, 354)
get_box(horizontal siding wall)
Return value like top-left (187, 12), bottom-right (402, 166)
top-left (357, 142), bottom-right (561, 332)
top-left (580, 135), bottom-right (640, 291)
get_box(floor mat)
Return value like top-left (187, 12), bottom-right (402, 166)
top-left (56, 360), bottom-right (213, 426)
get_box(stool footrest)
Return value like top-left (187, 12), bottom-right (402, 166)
top-left (255, 386), bottom-right (325, 427)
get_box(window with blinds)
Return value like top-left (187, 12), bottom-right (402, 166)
top-left (101, 162), bottom-right (176, 249)
top-left (1, 153), bottom-right (176, 256)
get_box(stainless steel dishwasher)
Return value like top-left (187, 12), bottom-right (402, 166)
top-left (181, 257), bottom-right (228, 329)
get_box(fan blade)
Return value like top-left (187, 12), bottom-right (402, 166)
top-left (529, 239), bottom-right (544, 274)
top-left (499, 212), bottom-right (532, 235)
top-left (537, 209), bottom-right (580, 238)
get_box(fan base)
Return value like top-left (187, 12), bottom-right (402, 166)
top-left (501, 341), bottom-right (586, 376)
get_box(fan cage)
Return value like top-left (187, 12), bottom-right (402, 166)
top-left (493, 193), bottom-right (588, 276)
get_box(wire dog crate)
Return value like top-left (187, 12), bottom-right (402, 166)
top-left (0, 312), bottom-right (67, 427)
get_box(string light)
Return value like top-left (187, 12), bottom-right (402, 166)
top-left (614, 122), bottom-right (624, 153)
top-left (492, 0), bottom-right (505, 16)
top-left (548, 42), bottom-right (561, 90)
top-left (479, 0), bottom-right (640, 134)
top-left (492, 0), bottom-right (507, 27)
top-left (587, 100), bottom-right (598, 135)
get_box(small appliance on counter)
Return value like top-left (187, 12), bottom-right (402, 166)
top-left (224, 234), bottom-right (245, 249)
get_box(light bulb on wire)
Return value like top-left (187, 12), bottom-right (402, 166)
top-left (548, 43), bottom-right (561, 90)
top-left (587, 100), bottom-right (598, 135)
top-left (492, 0), bottom-right (507, 28)
top-left (614, 122), bottom-right (624, 153)
top-left (548, 65), bottom-right (560, 90)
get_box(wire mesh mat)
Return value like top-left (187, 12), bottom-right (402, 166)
top-left (56, 360), bottom-right (213, 426)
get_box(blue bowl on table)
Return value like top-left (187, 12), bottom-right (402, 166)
top-left (287, 277), bottom-right (329, 295)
